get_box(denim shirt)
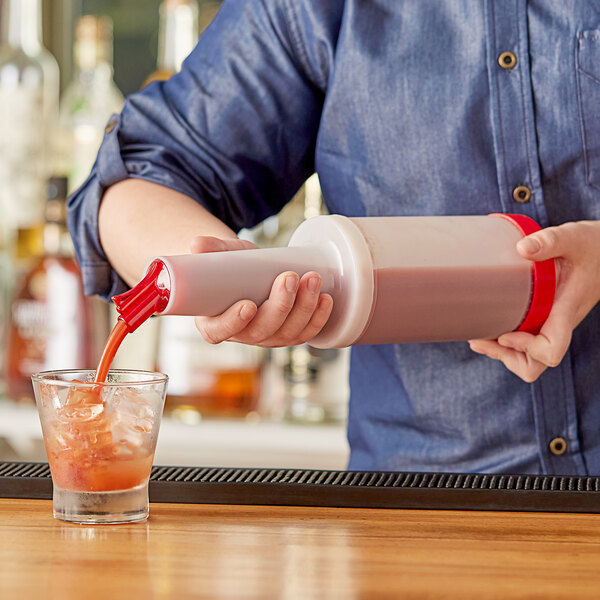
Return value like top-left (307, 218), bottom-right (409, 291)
top-left (68, 0), bottom-right (600, 475)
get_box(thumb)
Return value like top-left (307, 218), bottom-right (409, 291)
top-left (516, 227), bottom-right (567, 261)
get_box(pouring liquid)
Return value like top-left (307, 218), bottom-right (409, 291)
top-left (94, 319), bottom-right (129, 383)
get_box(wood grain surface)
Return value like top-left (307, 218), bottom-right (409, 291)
top-left (1, 498), bottom-right (600, 599)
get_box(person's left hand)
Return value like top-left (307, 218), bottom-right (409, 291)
top-left (468, 220), bottom-right (600, 382)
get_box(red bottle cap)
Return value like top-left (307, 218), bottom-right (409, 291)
top-left (111, 259), bottom-right (170, 333)
top-left (489, 213), bottom-right (556, 335)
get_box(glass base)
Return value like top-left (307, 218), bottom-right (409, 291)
top-left (53, 483), bottom-right (149, 524)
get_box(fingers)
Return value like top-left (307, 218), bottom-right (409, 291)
top-left (469, 304), bottom-right (574, 382)
top-left (195, 300), bottom-right (257, 344)
top-left (476, 222), bottom-right (577, 382)
top-left (294, 293), bottom-right (334, 344)
top-left (497, 313), bottom-right (573, 369)
top-left (195, 271), bottom-right (334, 347)
top-left (232, 271), bottom-right (300, 344)
top-left (260, 273), bottom-right (325, 343)
top-left (468, 338), bottom-right (548, 383)
top-left (188, 234), bottom-right (334, 346)
top-left (234, 271), bottom-right (333, 347)
top-left (516, 223), bottom-right (580, 262)
top-left (189, 235), bottom-right (257, 254)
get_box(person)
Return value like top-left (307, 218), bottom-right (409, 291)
top-left (68, 0), bottom-right (600, 475)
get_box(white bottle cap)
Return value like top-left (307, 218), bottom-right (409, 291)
top-left (289, 215), bottom-right (374, 348)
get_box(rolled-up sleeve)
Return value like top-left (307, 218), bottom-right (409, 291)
top-left (67, 0), bottom-right (342, 299)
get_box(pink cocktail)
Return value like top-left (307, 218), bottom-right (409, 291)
top-left (32, 369), bottom-right (168, 524)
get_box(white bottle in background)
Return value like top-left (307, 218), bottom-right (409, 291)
top-left (0, 0), bottom-right (59, 246)
top-left (59, 15), bottom-right (124, 193)
top-left (0, 0), bottom-right (59, 399)
top-left (143, 0), bottom-right (199, 86)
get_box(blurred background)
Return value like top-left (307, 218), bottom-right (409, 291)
top-left (0, 0), bottom-right (349, 468)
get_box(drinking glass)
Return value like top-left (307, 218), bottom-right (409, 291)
top-left (32, 369), bottom-right (168, 524)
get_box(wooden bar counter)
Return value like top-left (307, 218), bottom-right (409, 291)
top-left (1, 499), bottom-right (600, 598)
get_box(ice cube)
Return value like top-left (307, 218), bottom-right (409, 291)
top-left (64, 383), bottom-right (102, 407)
top-left (59, 403), bottom-right (105, 422)
top-left (133, 418), bottom-right (153, 434)
top-left (113, 443), bottom-right (135, 459)
top-left (109, 388), bottom-right (156, 446)
top-left (112, 388), bottom-right (154, 419)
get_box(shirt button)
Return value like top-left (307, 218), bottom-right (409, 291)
top-left (498, 51), bottom-right (517, 69)
top-left (105, 118), bottom-right (117, 133)
top-left (512, 185), bottom-right (531, 203)
top-left (549, 437), bottom-right (567, 456)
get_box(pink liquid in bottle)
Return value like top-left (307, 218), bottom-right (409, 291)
top-left (355, 264), bottom-right (531, 344)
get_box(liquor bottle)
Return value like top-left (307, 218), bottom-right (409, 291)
top-left (156, 316), bottom-right (263, 420)
top-left (59, 15), bottom-right (124, 193)
top-left (0, 0), bottom-right (59, 265)
top-left (143, 0), bottom-right (199, 86)
top-left (5, 177), bottom-right (92, 402)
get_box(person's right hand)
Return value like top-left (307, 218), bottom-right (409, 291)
top-left (190, 236), bottom-right (334, 347)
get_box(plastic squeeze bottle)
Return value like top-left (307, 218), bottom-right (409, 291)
top-left (112, 214), bottom-right (556, 348)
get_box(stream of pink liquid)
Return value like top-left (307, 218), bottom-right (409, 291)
top-left (93, 319), bottom-right (129, 384)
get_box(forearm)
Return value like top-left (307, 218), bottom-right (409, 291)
top-left (98, 178), bottom-right (239, 287)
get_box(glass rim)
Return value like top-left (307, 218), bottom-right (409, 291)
top-left (31, 368), bottom-right (169, 387)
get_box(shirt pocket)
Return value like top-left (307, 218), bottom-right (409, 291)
top-left (577, 30), bottom-right (600, 192)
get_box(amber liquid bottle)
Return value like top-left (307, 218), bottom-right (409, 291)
top-left (5, 177), bottom-right (92, 402)
top-left (156, 316), bottom-right (263, 420)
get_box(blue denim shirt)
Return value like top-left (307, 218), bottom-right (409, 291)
top-left (68, 0), bottom-right (600, 475)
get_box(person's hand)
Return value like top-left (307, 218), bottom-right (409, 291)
top-left (468, 220), bottom-right (600, 382)
top-left (190, 235), bottom-right (334, 347)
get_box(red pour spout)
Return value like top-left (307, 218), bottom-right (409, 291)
top-left (112, 259), bottom-right (170, 333)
